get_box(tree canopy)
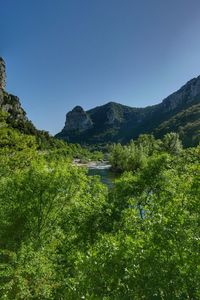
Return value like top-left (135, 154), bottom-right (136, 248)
top-left (0, 116), bottom-right (199, 299)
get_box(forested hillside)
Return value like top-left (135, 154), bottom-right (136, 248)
top-left (57, 76), bottom-right (200, 147)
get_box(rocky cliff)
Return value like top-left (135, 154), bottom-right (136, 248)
top-left (0, 57), bottom-right (38, 135)
top-left (63, 106), bottom-right (93, 132)
top-left (0, 57), bottom-right (6, 90)
top-left (56, 76), bottom-right (200, 146)
top-left (161, 76), bottom-right (200, 112)
top-left (0, 58), bottom-right (25, 120)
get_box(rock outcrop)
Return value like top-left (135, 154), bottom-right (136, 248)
top-left (0, 57), bottom-right (37, 135)
top-left (56, 76), bottom-right (200, 146)
top-left (63, 106), bottom-right (93, 132)
top-left (0, 91), bottom-right (27, 120)
top-left (161, 76), bottom-right (200, 112)
top-left (0, 57), bottom-right (27, 121)
top-left (0, 57), bottom-right (6, 90)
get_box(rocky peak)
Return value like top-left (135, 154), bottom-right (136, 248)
top-left (162, 75), bottom-right (200, 112)
top-left (188, 76), bottom-right (200, 97)
top-left (105, 102), bottom-right (121, 125)
top-left (0, 57), bottom-right (6, 90)
top-left (73, 106), bottom-right (85, 112)
top-left (56, 75), bottom-right (200, 146)
top-left (63, 105), bottom-right (93, 132)
top-left (0, 57), bottom-right (30, 128)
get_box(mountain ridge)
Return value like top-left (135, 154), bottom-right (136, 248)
top-left (56, 76), bottom-right (200, 146)
top-left (1, 56), bottom-right (199, 147)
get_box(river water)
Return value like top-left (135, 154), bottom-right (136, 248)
top-left (87, 163), bottom-right (116, 187)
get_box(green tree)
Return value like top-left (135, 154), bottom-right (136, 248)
top-left (70, 153), bottom-right (200, 299)
top-left (162, 132), bottom-right (183, 155)
top-left (0, 159), bottom-right (107, 299)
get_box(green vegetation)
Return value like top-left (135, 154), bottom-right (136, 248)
top-left (155, 103), bottom-right (200, 147)
top-left (109, 133), bottom-right (183, 172)
top-left (0, 109), bottom-right (200, 299)
top-left (0, 110), bottom-right (103, 163)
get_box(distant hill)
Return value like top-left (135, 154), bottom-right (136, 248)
top-left (56, 76), bottom-right (200, 147)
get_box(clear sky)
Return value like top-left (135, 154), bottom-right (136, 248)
top-left (1, 0), bottom-right (200, 134)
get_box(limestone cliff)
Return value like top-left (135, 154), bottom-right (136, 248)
top-left (0, 57), bottom-right (27, 122)
top-left (161, 76), bottom-right (200, 112)
top-left (62, 106), bottom-right (93, 132)
top-left (0, 57), bottom-right (6, 90)
top-left (0, 57), bottom-right (37, 134)
top-left (56, 76), bottom-right (200, 146)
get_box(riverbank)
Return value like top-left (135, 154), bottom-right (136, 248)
top-left (73, 159), bottom-right (111, 169)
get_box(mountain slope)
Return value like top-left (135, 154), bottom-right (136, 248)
top-left (0, 57), bottom-right (38, 135)
top-left (0, 57), bottom-right (63, 149)
top-left (56, 76), bottom-right (200, 146)
top-left (155, 103), bottom-right (200, 147)
top-left (0, 89), bottom-right (38, 135)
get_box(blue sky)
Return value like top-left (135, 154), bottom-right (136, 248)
top-left (1, 0), bottom-right (200, 134)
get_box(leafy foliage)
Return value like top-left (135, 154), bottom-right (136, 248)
top-left (0, 111), bottom-right (199, 299)
top-left (155, 103), bottom-right (200, 147)
top-left (109, 133), bottom-right (183, 172)
top-left (71, 149), bottom-right (200, 299)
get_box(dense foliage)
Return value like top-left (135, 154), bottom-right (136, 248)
top-left (109, 133), bottom-right (183, 172)
top-left (0, 110), bottom-right (103, 163)
top-left (155, 103), bottom-right (200, 147)
top-left (0, 112), bottom-right (199, 299)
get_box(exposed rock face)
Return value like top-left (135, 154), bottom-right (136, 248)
top-left (63, 106), bottom-right (93, 132)
top-left (0, 89), bottom-right (3, 106)
top-left (0, 91), bottom-right (27, 120)
top-left (56, 75), bottom-right (200, 146)
top-left (0, 58), bottom-right (6, 106)
top-left (0, 57), bottom-right (38, 135)
top-left (0, 57), bottom-right (6, 90)
top-left (0, 57), bottom-right (26, 120)
top-left (105, 102), bottom-right (122, 125)
top-left (161, 76), bottom-right (200, 112)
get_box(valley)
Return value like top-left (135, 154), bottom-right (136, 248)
top-left (0, 56), bottom-right (199, 299)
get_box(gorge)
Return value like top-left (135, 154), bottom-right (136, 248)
top-left (56, 77), bottom-right (200, 147)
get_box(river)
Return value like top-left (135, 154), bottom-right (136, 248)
top-left (87, 162), bottom-right (117, 187)
top-left (73, 160), bottom-right (117, 187)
